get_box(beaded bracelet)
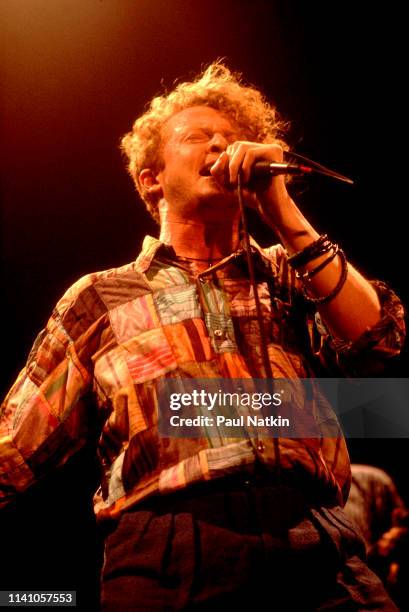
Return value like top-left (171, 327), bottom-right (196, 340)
top-left (287, 234), bottom-right (333, 269)
top-left (295, 244), bottom-right (339, 283)
top-left (301, 249), bottom-right (348, 305)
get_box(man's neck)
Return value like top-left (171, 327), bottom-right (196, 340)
top-left (159, 209), bottom-right (241, 267)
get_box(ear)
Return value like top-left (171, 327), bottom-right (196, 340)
top-left (139, 168), bottom-right (163, 199)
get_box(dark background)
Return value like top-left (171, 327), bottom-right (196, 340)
top-left (1, 1), bottom-right (407, 609)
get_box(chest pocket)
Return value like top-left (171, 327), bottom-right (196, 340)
top-left (153, 284), bottom-right (202, 326)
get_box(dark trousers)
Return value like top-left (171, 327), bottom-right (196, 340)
top-left (101, 479), bottom-right (398, 611)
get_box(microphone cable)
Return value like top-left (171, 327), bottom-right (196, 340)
top-left (237, 170), bottom-right (282, 481)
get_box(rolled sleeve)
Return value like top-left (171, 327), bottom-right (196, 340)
top-left (316, 280), bottom-right (406, 376)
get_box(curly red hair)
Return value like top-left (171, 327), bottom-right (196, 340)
top-left (121, 61), bottom-right (289, 223)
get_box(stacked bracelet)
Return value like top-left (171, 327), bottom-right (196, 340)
top-left (287, 234), bottom-right (349, 305)
top-left (287, 234), bottom-right (332, 268)
top-left (295, 244), bottom-right (339, 283)
top-left (301, 249), bottom-right (348, 305)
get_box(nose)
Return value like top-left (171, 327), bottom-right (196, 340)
top-left (207, 132), bottom-right (229, 153)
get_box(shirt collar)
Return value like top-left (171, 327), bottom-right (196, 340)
top-left (135, 234), bottom-right (277, 277)
top-left (135, 235), bottom-right (176, 273)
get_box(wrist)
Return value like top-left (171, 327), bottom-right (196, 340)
top-left (258, 191), bottom-right (296, 229)
top-left (254, 188), bottom-right (321, 254)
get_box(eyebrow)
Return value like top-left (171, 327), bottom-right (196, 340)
top-left (176, 124), bottom-right (238, 139)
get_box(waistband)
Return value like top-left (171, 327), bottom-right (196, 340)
top-left (133, 464), bottom-right (325, 517)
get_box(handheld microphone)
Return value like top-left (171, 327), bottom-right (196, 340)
top-left (251, 161), bottom-right (313, 178)
top-left (251, 156), bottom-right (354, 185)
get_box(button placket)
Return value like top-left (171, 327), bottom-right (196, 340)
top-left (256, 440), bottom-right (265, 453)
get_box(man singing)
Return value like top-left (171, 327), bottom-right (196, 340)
top-left (1, 62), bottom-right (405, 610)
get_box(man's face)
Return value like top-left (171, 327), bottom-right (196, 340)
top-left (155, 105), bottom-right (241, 221)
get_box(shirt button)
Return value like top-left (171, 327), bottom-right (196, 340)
top-left (257, 441), bottom-right (265, 453)
top-left (214, 329), bottom-right (224, 338)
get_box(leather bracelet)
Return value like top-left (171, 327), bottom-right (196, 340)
top-left (301, 249), bottom-right (348, 305)
top-left (296, 244), bottom-right (339, 283)
top-left (287, 234), bottom-right (333, 269)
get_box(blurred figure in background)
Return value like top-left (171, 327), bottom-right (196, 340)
top-left (346, 464), bottom-right (409, 609)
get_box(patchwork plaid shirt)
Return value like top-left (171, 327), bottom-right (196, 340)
top-left (0, 236), bottom-right (405, 520)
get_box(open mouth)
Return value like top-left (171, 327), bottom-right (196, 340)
top-left (199, 166), bottom-right (213, 177)
top-left (199, 159), bottom-right (219, 176)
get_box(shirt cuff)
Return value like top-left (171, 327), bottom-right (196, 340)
top-left (316, 280), bottom-right (406, 376)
